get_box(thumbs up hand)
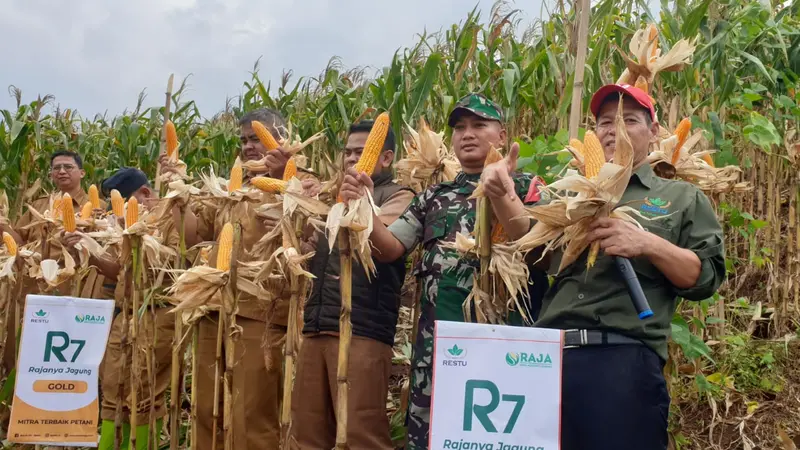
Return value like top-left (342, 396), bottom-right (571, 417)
top-left (482, 142), bottom-right (520, 200)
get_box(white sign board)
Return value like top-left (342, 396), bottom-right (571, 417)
top-left (9, 295), bottom-right (114, 447)
top-left (430, 321), bottom-right (563, 450)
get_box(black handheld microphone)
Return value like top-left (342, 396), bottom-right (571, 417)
top-left (614, 257), bottom-right (653, 319)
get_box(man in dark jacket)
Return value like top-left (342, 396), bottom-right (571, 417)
top-left (289, 120), bottom-right (415, 449)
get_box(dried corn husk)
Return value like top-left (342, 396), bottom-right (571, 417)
top-left (242, 122), bottom-right (324, 174)
top-left (396, 117), bottom-right (460, 191)
top-left (647, 126), bottom-right (751, 194)
top-left (617, 23), bottom-right (697, 91)
top-left (325, 189), bottom-right (381, 278)
top-left (517, 101), bottom-right (656, 273)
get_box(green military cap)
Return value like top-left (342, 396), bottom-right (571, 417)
top-left (447, 93), bottom-right (505, 127)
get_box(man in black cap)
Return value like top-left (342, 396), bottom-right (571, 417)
top-left (63, 167), bottom-right (194, 449)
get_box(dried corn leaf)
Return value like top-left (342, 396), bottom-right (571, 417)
top-left (397, 117), bottom-right (461, 191)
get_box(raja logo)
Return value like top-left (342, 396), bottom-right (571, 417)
top-left (505, 352), bottom-right (552, 368)
top-left (443, 344), bottom-right (467, 367)
top-left (30, 309), bottom-right (50, 323)
top-left (640, 197), bottom-right (671, 216)
top-left (75, 314), bottom-right (106, 325)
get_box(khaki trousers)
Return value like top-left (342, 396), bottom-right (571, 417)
top-left (100, 306), bottom-right (175, 423)
top-left (289, 334), bottom-right (393, 450)
top-left (195, 313), bottom-right (285, 450)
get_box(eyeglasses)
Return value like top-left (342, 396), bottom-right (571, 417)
top-left (51, 164), bottom-right (78, 173)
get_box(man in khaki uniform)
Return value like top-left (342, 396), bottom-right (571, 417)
top-left (0, 151), bottom-right (110, 384)
top-left (65, 168), bottom-right (183, 450)
top-left (192, 108), bottom-right (320, 449)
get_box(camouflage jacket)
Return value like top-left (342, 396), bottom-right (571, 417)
top-left (388, 171), bottom-right (544, 369)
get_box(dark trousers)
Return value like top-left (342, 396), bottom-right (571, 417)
top-left (562, 344), bottom-right (670, 450)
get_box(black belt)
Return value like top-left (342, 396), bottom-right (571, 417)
top-left (564, 329), bottom-right (643, 349)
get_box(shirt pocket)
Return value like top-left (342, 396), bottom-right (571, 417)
top-left (641, 221), bottom-right (677, 244)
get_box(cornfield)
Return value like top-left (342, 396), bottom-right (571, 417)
top-left (1, 0), bottom-right (799, 448)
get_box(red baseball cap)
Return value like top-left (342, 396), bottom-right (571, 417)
top-left (589, 84), bottom-right (656, 122)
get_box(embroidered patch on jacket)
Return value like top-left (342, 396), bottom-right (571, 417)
top-left (639, 197), bottom-right (671, 216)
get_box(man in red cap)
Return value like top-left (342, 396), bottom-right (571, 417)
top-left (480, 84), bottom-right (726, 449)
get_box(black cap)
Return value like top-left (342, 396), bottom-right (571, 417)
top-left (101, 168), bottom-right (150, 200)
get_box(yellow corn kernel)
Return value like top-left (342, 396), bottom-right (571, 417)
top-left (3, 232), bottom-right (17, 257)
top-left (251, 176), bottom-right (288, 193)
top-left (569, 138), bottom-right (585, 155)
top-left (648, 24), bottom-right (659, 59)
top-left (635, 76), bottom-right (649, 93)
top-left (228, 159), bottom-right (243, 193)
top-left (701, 154), bottom-right (715, 167)
top-left (111, 190), bottom-right (124, 217)
top-left (251, 121), bottom-right (280, 151)
top-left (80, 202), bottom-right (93, 220)
top-left (88, 185), bottom-right (100, 210)
top-left (483, 146), bottom-right (503, 167)
top-left (52, 197), bottom-right (63, 217)
top-left (581, 131), bottom-right (605, 179)
top-left (216, 223), bottom-right (234, 272)
top-left (62, 194), bottom-right (76, 232)
top-left (671, 118), bottom-right (692, 165)
top-left (587, 241), bottom-right (600, 268)
top-left (165, 120), bottom-right (179, 158)
top-left (125, 197), bottom-right (139, 229)
top-left (354, 112), bottom-right (390, 176)
top-left (490, 222), bottom-right (508, 244)
top-left (283, 158), bottom-right (297, 181)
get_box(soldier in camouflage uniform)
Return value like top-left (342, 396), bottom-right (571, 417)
top-left (338, 94), bottom-right (547, 450)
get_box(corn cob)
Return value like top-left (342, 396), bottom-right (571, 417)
top-left (701, 154), bottom-right (715, 167)
top-left (648, 24), bottom-right (659, 60)
top-left (569, 138), bottom-right (585, 155)
top-left (62, 194), bottom-right (76, 232)
top-left (88, 185), bottom-right (100, 209)
top-left (111, 190), bottom-right (124, 217)
top-left (671, 118), bottom-right (692, 165)
top-left (80, 202), bottom-right (93, 220)
top-left (283, 158), bottom-right (297, 181)
top-left (581, 131), bottom-right (605, 179)
top-left (483, 146), bottom-right (503, 167)
top-left (165, 120), bottom-right (179, 158)
top-left (52, 197), bottom-right (63, 217)
top-left (251, 121), bottom-right (280, 151)
top-left (583, 132), bottom-right (606, 267)
top-left (635, 76), bottom-right (649, 93)
top-left (490, 222), bottom-right (508, 244)
top-left (126, 197), bottom-right (139, 229)
top-left (228, 159), bottom-right (243, 193)
top-left (354, 112), bottom-right (390, 176)
top-left (216, 223), bottom-right (234, 272)
top-left (251, 176), bottom-right (288, 194)
top-left (3, 232), bottom-right (17, 257)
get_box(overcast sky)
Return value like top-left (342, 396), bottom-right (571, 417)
top-left (0, 0), bottom-right (561, 119)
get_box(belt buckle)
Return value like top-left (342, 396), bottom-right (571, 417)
top-left (564, 328), bottom-right (583, 350)
top-left (563, 329), bottom-right (588, 350)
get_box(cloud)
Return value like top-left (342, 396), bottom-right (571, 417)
top-left (0, 0), bottom-right (553, 118)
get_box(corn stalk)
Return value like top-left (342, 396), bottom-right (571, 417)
top-left (190, 320), bottom-right (199, 450)
top-left (280, 216), bottom-right (303, 444)
top-left (568, 0), bottom-right (591, 139)
top-left (210, 308), bottom-right (224, 450)
top-left (222, 223), bottom-right (242, 450)
top-left (334, 229), bottom-right (352, 450)
top-left (113, 270), bottom-right (130, 450)
top-left (129, 235), bottom-right (142, 450)
top-left (155, 74), bottom-right (175, 196)
top-left (170, 205), bottom-right (187, 450)
top-left (476, 196), bottom-right (492, 305)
